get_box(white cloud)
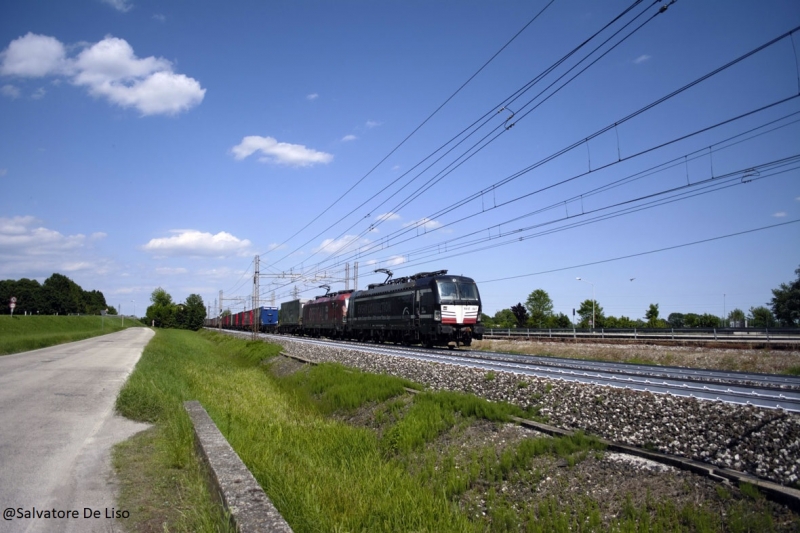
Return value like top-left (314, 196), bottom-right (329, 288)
top-left (773, 211), bottom-right (787, 218)
top-left (231, 135), bottom-right (333, 167)
top-left (71, 36), bottom-right (205, 115)
top-left (0, 215), bottom-right (113, 279)
top-left (341, 134), bottom-right (357, 142)
top-left (152, 13), bottom-right (166, 22)
top-left (375, 212), bottom-right (400, 222)
top-left (403, 217), bottom-right (442, 231)
top-left (1, 84), bottom-right (20, 98)
top-left (0, 33), bottom-right (66, 77)
top-left (314, 235), bottom-right (370, 255)
top-left (385, 255), bottom-right (406, 266)
top-left (0, 33), bottom-right (205, 116)
top-left (101, 0), bottom-right (133, 12)
top-left (142, 230), bottom-right (252, 257)
top-left (306, 93), bottom-right (318, 100)
top-left (633, 54), bottom-right (651, 64)
top-left (31, 87), bottom-right (45, 99)
top-left (155, 267), bottom-right (188, 275)
top-left (62, 261), bottom-right (94, 272)
top-left (365, 120), bottom-right (381, 128)
top-left (90, 232), bottom-right (107, 240)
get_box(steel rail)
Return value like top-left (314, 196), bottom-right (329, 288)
top-left (261, 334), bottom-right (800, 412)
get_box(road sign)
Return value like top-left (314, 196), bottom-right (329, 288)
top-left (9, 303), bottom-right (15, 309)
top-left (10, 297), bottom-right (17, 303)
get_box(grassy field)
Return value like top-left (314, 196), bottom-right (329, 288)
top-left (113, 330), bottom-right (790, 532)
top-left (0, 315), bottom-right (145, 355)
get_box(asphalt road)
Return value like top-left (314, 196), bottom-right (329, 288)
top-left (0, 327), bottom-right (154, 533)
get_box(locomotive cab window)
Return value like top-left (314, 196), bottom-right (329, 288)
top-left (436, 280), bottom-right (479, 303)
top-left (437, 281), bottom-right (457, 301)
top-left (457, 282), bottom-right (480, 302)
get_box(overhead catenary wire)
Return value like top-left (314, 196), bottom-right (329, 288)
top-left (256, 0), bottom-right (560, 259)
top-left (280, 25), bottom-right (800, 285)
top-left (287, 93), bottom-right (800, 280)
top-left (478, 219), bottom-right (800, 284)
top-left (240, 17), bottom-right (800, 305)
top-left (261, 0), bottom-right (660, 272)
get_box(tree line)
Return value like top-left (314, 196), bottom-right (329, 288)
top-left (482, 265), bottom-right (800, 329)
top-left (144, 287), bottom-right (206, 331)
top-left (0, 273), bottom-right (110, 316)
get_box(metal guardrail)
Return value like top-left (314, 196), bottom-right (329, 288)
top-left (483, 327), bottom-right (800, 342)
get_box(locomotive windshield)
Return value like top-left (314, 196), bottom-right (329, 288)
top-left (436, 281), bottom-right (480, 303)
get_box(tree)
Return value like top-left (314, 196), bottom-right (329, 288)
top-left (0, 278), bottom-right (42, 315)
top-left (492, 309), bottom-right (517, 328)
top-left (525, 289), bottom-right (553, 328)
top-left (182, 294), bottom-right (206, 331)
top-left (510, 303), bottom-right (528, 327)
top-left (146, 287), bottom-right (177, 328)
top-left (577, 299), bottom-right (604, 328)
top-left (770, 265), bottom-right (800, 327)
top-left (645, 303), bottom-right (660, 327)
top-left (41, 273), bottom-right (83, 315)
top-left (697, 313), bottom-right (721, 328)
top-left (605, 315), bottom-right (640, 328)
top-left (667, 313), bottom-right (685, 328)
top-left (727, 308), bottom-right (745, 327)
top-left (546, 313), bottom-right (572, 328)
top-left (748, 306), bottom-right (776, 328)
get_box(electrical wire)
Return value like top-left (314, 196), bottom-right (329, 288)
top-left (261, 0), bottom-right (659, 271)
top-left (479, 219), bottom-right (800, 283)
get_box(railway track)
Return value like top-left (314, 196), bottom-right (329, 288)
top-left (261, 334), bottom-right (800, 412)
top-left (483, 327), bottom-right (800, 347)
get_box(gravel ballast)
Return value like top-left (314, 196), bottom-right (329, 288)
top-left (266, 336), bottom-right (800, 488)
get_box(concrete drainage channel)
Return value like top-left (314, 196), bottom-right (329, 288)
top-left (183, 350), bottom-right (800, 530)
top-left (184, 401), bottom-right (293, 532)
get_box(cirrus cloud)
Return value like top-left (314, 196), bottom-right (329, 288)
top-left (142, 230), bottom-right (252, 257)
top-left (231, 135), bottom-right (333, 167)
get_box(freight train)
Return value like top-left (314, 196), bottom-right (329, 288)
top-left (205, 270), bottom-right (484, 348)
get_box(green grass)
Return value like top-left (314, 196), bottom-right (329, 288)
top-left (0, 315), bottom-right (144, 355)
top-left (115, 330), bottom-right (790, 532)
top-left (274, 361), bottom-right (419, 414)
top-left (115, 330), bottom-right (478, 532)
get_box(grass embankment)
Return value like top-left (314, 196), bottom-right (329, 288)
top-left (0, 315), bottom-right (144, 355)
top-left (115, 330), bottom-right (785, 532)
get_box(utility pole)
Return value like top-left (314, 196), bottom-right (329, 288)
top-left (252, 255), bottom-right (260, 340)
top-left (354, 261), bottom-right (358, 291)
top-left (345, 262), bottom-right (350, 291)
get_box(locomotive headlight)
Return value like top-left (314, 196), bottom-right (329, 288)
top-left (434, 310), bottom-right (441, 321)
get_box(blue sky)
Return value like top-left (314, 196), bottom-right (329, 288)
top-left (1, 0), bottom-right (798, 321)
